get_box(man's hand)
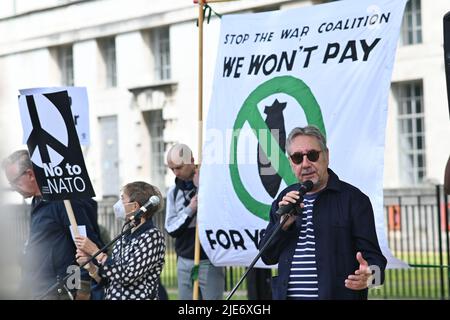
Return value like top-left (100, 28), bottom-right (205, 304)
top-left (193, 166), bottom-right (200, 188)
top-left (188, 194), bottom-right (198, 212)
top-left (345, 252), bottom-right (373, 290)
top-left (278, 191), bottom-right (303, 231)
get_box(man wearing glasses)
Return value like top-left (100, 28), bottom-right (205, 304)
top-left (2, 150), bottom-right (102, 299)
top-left (260, 126), bottom-right (386, 300)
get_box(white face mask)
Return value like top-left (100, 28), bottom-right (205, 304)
top-left (113, 200), bottom-right (126, 220)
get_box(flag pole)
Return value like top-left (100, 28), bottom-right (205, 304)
top-left (193, 0), bottom-right (205, 301)
top-left (193, 0), bottom-right (236, 301)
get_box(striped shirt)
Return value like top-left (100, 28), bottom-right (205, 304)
top-left (287, 193), bottom-right (319, 300)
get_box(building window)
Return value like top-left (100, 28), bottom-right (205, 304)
top-left (395, 81), bottom-right (426, 185)
top-left (98, 37), bottom-right (117, 87)
top-left (58, 45), bottom-right (74, 86)
top-left (98, 115), bottom-right (120, 197)
top-left (144, 110), bottom-right (165, 190)
top-left (151, 27), bottom-right (171, 81)
top-left (400, 0), bottom-right (422, 45)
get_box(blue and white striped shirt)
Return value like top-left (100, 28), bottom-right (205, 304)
top-left (287, 193), bottom-right (319, 300)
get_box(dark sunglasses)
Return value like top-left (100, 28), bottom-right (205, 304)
top-left (289, 150), bottom-right (321, 165)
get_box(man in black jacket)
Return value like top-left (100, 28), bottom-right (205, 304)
top-left (260, 126), bottom-right (386, 300)
top-left (164, 143), bottom-right (224, 300)
top-left (2, 150), bottom-right (101, 299)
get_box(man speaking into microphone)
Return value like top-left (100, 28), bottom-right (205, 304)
top-left (260, 126), bottom-right (386, 300)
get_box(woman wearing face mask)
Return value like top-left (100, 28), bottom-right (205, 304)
top-left (74, 181), bottom-right (165, 300)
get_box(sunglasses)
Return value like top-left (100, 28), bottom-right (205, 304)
top-left (289, 150), bottom-right (321, 165)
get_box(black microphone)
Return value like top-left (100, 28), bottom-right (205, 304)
top-left (127, 195), bottom-right (160, 224)
top-left (276, 180), bottom-right (314, 216)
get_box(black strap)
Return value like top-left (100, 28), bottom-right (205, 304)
top-left (173, 184), bottom-right (180, 203)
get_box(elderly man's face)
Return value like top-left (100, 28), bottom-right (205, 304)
top-left (4, 163), bottom-right (38, 198)
top-left (288, 135), bottom-right (329, 193)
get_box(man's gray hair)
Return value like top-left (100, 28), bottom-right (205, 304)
top-left (286, 126), bottom-right (327, 154)
top-left (2, 150), bottom-right (32, 172)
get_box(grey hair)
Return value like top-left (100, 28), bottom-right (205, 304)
top-left (122, 181), bottom-right (164, 220)
top-left (2, 150), bottom-right (32, 172)
top-left (286, 126), bottom-right (327, 154)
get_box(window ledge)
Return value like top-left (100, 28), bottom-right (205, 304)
top-left (127, 80), bottom-right (178, 94)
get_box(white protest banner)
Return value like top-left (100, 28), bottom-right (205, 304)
top-left (199, 0), bottom-right (408, 268)
top-left (19, 87), bottom-right (90, 145)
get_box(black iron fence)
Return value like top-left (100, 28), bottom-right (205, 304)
top-left (4, 186), bottom-right (450, 299)
top-left (369, 186), bottom-right (450, 299)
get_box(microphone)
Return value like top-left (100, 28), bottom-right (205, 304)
top-left (276, 180), bottom-right (314, 216)
top-left (128, 195), bottom-right (160, 224)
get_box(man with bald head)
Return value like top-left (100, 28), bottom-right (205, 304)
top-left (165, 143), bottom-right (224, 300)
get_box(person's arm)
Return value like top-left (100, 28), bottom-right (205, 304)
top-left (98, 229), bottom-right (165, 286)
top-left (71, 199), bottom-right (104, 249)
top-left (48, 202), bottom-right (85, 279)
top-left (346, 192), bottom-right (387, 289)
top-left (76, 249), bottom-right (102, 283)
top-left (260, 193), bottom-right (298, 265)
top-left (164, 186), bottom-right (196, 237)
top-left (74, 235), bottom-right (107, 262)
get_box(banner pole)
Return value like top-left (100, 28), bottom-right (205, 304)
top-left (193, 0), bottom-right (205, 301)
top-left (63, 199), bottom-right (80, 238)
top-left (64, 199), bottom-right (91, 274)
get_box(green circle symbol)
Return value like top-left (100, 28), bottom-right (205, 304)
top-left (229, 76), bottom-right (326, 221)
